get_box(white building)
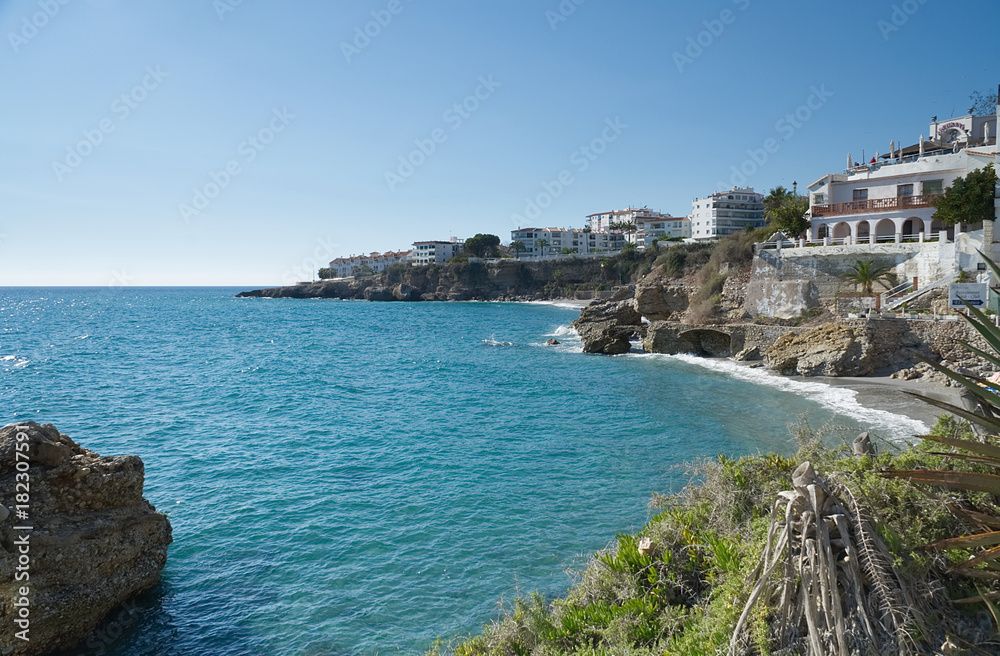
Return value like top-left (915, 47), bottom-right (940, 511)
top-left (807, 110), bottom-right (998, 245)
top-left (510, 228), bottom-right (624, 258)
top-left (586, 207), bottom-right (675, 243)
top-left (411, 239), bottom-right (464, 265)
top-left (690, 188), bottom-right (765, 240)
top-left (329, 250), bottom-right (411, 278)
top-left (634, 215), bottom-right (691, 249)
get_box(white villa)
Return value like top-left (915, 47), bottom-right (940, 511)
top-left (807, 110), bottom-right (998, 245)
top-left (510, 227), bottom-right (624, 259)
top-left (691, 187), bottom-right (765, 240)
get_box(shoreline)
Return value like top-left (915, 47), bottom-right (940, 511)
top-left (816, 374), bottom-right (958, 436)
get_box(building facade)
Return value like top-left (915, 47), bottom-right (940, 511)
top-left (410, 239), bottom-right (464, 266)
top-left (510, 228), bottom-right (624, 258)
top-left (634, 216), bottom-right (691, 249)
top-left (329, 250), bottom-right (411, 278)
top-left (807, 111), bottom-right (998, 244)
top-left (690, 187), bottom-right (765, 240)
top-left (585, 207), bottom-right (675, 243)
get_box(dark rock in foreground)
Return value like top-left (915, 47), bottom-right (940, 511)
top-left (0, 423), bottom-right (172, 655)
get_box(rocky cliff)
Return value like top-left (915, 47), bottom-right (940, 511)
top-left (239, 258), bottom-right (619, 302)
top-left (0, 423), bottom-right (171, 655)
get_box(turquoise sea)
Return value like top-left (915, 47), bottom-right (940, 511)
top-left (1, 288), bottom-right (927, 655)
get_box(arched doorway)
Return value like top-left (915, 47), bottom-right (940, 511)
top-left (902, 217), bottom-right (924, 239)
top-left (856, 220), bottom-right (871, 240)
top-left (930, 219), bottom-right (953, 241)
top-left (875, 218), bottom-right (896, 242)
top-left (832, 222), bottom-right (851, 243)
top-left (817, 224), bottom-right (829, 240)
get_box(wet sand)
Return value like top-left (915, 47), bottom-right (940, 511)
top-left (817, 374), bottom-right (960, 434)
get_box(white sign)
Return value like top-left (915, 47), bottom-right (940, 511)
top-left (950, 283), bottom-right (989, 308)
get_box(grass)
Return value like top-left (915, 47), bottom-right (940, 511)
top-left (427, 418), bottom-right (1000, 655)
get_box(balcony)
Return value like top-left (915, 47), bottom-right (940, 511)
top-left (811, 194), bottom-right (941, 217)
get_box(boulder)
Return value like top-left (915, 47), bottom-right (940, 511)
top-left (634, 283), bottom-right (689, 321)
top-left (733, 346), bottom-right (761, 362)
top-left (363, 286), bottom-right (396, 302)
top-left (0, 423), bottom-right (172, 655)
top-left (574, 298), bottom-right (641, 327)
top-left (764, 323), bottom-right (873, 377)
top-left (392, 284), bottom-right (422, 302)
top-left (572, 297), bottom-right (642, 355)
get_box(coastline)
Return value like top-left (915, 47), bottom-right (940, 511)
top-left (817, 374), bottom-right (959, 435)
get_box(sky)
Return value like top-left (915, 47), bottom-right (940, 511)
top-left (1, 0), bottom-right (998, 286)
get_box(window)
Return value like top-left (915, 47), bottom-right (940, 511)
top-left (897, 184), bottom-right (914, 197)
top-left (853, 189), bottom-right (868, 201)
top-left (814, 193), bottom-right (826, 204)
top-left (923, 179), bottom-right (943, 196)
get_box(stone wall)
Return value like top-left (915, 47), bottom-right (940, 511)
top-left (746, 240), bottom-right (961, 318)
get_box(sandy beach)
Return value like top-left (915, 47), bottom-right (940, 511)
top-left (818, 374), bottom-right (961, 435)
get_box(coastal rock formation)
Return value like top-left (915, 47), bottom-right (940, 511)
top-left (238, 259), bottom-right (615, 303)
top-left (644, 322), bottom-right (741, 357)
top-left (0, 423), bottom-right (171, 655)
top-left (392, 283), bottom-right (422, 302)
top-left (363, 286), bottom-right (394, 302)
top-left (571, 293), bottom-right (642, 355)
top-left (634, 282), bottom-right (689, 321)
top-left (764, 323), bottom-right (873, 377)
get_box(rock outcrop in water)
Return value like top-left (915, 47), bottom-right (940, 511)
top-left (571, 289), bottom-right (643, 355)
top-left (0, 422), bottom-right (171, 655)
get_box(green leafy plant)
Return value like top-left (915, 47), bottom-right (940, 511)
top-left (841, 260), bottom-right (895, 294)
top-left (885, 252), bottom-right (1000, 585)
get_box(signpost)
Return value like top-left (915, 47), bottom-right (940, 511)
top-left (950, 283), bottom-right (989, 308)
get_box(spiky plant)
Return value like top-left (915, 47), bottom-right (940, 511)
top-left (884, 252), bottom-right (1000, 585)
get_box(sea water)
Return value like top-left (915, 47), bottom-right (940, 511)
top-left (0, 288), bottom-right (927, 655)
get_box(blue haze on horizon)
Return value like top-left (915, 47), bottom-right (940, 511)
top-left (1, 0), bottom-right (998, 286)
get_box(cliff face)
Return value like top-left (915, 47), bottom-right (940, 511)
top-left (238, 258), bottom-right (615, 301)
top-left (0, 423), bottom-right (171, 655)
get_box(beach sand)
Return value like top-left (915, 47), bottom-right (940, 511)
top-left (818, 374), bottom-right (960, 434)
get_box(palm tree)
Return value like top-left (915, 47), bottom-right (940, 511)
top-left (535, 238), bottom-right (549, 260)
top-left (841, 260), bottom-right (895, 294)
top-left (509, 240), bottom-right (526, 259)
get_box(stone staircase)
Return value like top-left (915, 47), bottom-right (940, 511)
top-left (880, 274), bottom-right (955, 311)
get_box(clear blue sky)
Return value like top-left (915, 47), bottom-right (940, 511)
top-left (2, 0), bottom-right (998, 285)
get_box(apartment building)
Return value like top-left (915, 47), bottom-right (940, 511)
top-left (690, 187), bottom-right (766, 240)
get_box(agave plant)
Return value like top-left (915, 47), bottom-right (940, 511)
top-left (885, 252), bottom-right (1000, 584)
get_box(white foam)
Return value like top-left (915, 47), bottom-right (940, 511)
top-left (2, 355), bottom-right (30, 369)
top-left (482, 336), bottom-right (516, 348)
top-left (645, 353), bottom-right (929, 442)
top-left (548, 324), bottom-right (577, 338)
